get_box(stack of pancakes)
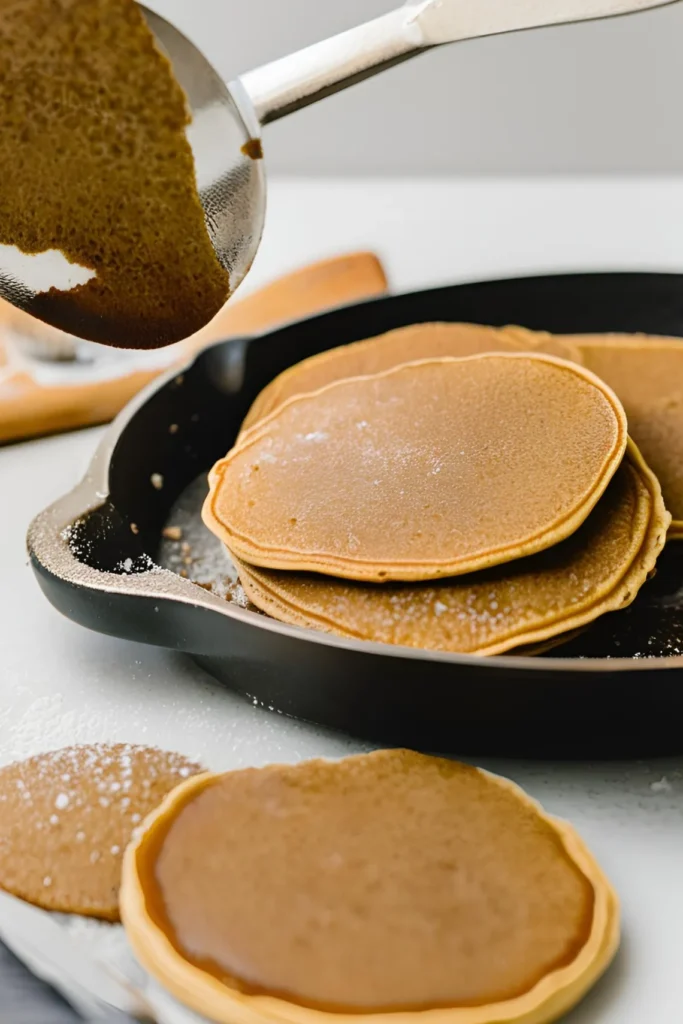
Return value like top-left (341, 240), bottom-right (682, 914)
top-left (203, 324), bottom-right (673, 656)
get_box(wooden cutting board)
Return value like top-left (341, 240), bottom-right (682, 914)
top-left (0, 252), bottom-right (388, 444)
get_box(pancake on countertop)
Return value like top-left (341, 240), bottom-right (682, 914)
top-left (204, 353), bottom-right (628, 582)
top-left (233, 441), bottom-right (668, 655)
top-left (121, 749), bottom-right (619, 1024)
top-left (0, 744), bottom-right (203, 921)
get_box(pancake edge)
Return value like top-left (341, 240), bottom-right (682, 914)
top-left (204, 353), bottom-right (629, 583)
top-left (238, 323), bottom-right (526, 436)
top-left (231, 438), bottom-right (670, 657)
top-left (120, 756), bottom-right (619, 1024)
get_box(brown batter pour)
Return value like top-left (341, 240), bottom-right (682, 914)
top-left (0, 744), bottom-right (203, 920)
top-left (0, 0), bottom-right (229, 348)
top-left (131, 750), bottom-right (601, 1014)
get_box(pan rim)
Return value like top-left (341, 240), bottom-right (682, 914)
top-left (27, 269), bottom-right (683, 677)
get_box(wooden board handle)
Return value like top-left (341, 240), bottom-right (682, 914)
top-left (182, 251), bottom-right (388, 351)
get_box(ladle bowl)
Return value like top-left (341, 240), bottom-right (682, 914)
top-left (0, 0), bottom-right (679, 347)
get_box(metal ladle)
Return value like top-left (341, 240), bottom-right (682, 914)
top-left (1, 0), bottom-right (679, 349)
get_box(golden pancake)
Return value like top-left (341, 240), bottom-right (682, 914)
top-left (514, 628), bottom-right (588, 657)
top-left (121, 750), bottom-right (619, 1024)
top-left (0, 0), bottom-right (229, 348)
top-left (503, 326), bottom-right (585, 366)
top-left (621, 392), bottom-right (683, 539)
top-left (204, 354), bottom-right (628, 582)
top-left (493, 328), bottom-right (683, 537)
top-left (240, 323), bottom-right (525, 434)
top-left (232, 442), bottom-right (668, 656)
top-left (0, 744), bottom-right (203, 921)
top-left (566, 335), bottom-right (683, 537)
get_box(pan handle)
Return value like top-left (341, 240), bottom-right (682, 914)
top-left (27, 250), bottom-right (390, 605)
top-left (25, 362), bottom-right (226, 615)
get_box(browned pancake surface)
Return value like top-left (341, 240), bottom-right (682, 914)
top-left (136, 750), bottom-right (597, 1012)
top-left (503, 325), bottom-right (585, 365)
top-left (206, 354), bottom-right (628, 582)
top-left (241, 323), bottom-right (525, 433)
top-left (491, 329), bottom-right (683, 534)
top-left (234, 444), bottom-right (668, 655)
top-left (0, 744), bottom-right (203, 920)
top-left (570, 336), bottom-right (683, 531)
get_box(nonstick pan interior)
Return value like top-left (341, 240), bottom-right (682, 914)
top-left (28, 272), bottom-right (683, 757)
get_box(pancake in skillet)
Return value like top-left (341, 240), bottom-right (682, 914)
top-left (570, 334), bottom-right (683, 537)
top-left (233, 442), bottom-right (668, 655)
top-left (502, 327), bottom-right (683, 537)
top-left (239, 322), bottom-right (525, 434)
top-left (204, 353), bottom-right (628, 582)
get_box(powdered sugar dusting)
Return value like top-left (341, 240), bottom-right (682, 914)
top-left (0, 744), bottom-right (203, 918)
top-left (158, 474), bottom-right (258, 612)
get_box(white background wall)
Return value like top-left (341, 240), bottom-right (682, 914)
top-left (146, 0), bottom-right (683, 174)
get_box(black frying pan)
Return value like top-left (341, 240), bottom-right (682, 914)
top-left (27, 272), bottom-right (683, 758)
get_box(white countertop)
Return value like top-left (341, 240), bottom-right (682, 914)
top-left (1, 178), bottom-right (683, 1022)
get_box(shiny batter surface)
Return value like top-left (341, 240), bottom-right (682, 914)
top-left (138, 750), bottom-right (596, 1012)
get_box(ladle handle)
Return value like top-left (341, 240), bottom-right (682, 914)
top-left (237, 0), bottom-right (682, 126)
top-left (237, 7), bottom-right (427, 126)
